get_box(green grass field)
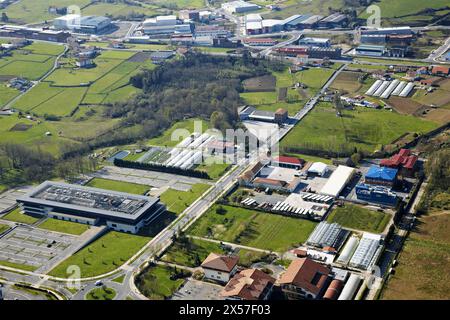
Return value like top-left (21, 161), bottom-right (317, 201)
top-left (381, 211), bottom-right (450, 299)
top-left (135, 264), bottom-right (186, 300)
top-left (188, 205), bottom-right (317, 252)
top-left (85, 286), bottom-right (116, 300)
top-left (359, 0), bottom-right (449, 19)
top-left (86, 178), bottom-right (149, 195)
top-left (49, 231), bottom-right (150, 278)
top-left (0, 83), bottom-right (20, 107)
top-left (160, 184), bottom-right (211, 215)
top-left (196, 160), bottom-right (231, 180)
top-left (0, 260), bottom-right (38, 272)
top-left (2, 207), bottom-right (40, 225)
top-left (37, 218), bottom-right (90, 236)
top-left (327, 204), bottom-right (391, 233)
top-left (281, 102), bottom-right (438, 155)
top-left (0, 223), bottom-right (10, 234)
top-left (147, 118), bottom-right (211, 147)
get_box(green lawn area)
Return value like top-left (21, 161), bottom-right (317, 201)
top-left (162, 237), bottom-right (272, 268)
top-left (49, 231), bottom-right (150, 278)
top-left (381, 212), bottom-right (450, 300)
top-left (112, 274), bottom-right (126, 284)
top-left (281, 102), bottom-right (438, 155)
top-left (327, 204), bottom-right (391, 233)
top-left (0, 0), bottom-right (91, 23)
top-left (86, 178), bottom-right (149, 195)
top-left (196, 160), bottom-right (231, 180)
top-left (37, 219), bottom-right (90, 236)
top-left (147, 118), bottom-right (211, 147)
top-left (359, 0), bottom-right (449, 19)
top-left (85, 286), bottom-right (116, 300)
top-left (0, 260), bottom-right (38, 272)
top-left (160, 183), bottom-right (211, 215)
top-left (2, 207), bottom-right (40, 225)
top-left (188, 205), bottom-right (317, 252)
top-left (0, 83), bottom-right (20, 108)
top-left (0, 223), bottom-right (10, 234)
top-left (135, 264), bottom-right (187, 300)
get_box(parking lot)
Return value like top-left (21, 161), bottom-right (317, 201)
top-left (0, 186), bottom-right (33, 213)
top-left (171, 279), bottom-right (225, 300)
top-left (90, 166), bottom-right (213, 193)
top-left (0, 226), bottom-right (76, 270)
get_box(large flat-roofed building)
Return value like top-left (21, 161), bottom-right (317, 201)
top-left (54, 14), bottom-right (112, 34)
top-left (320, 165), bottom-right (355, 198)
top-left (222, 1), bottom-right (260, 14)
top-left (16, 181), bottom-right (165, 234)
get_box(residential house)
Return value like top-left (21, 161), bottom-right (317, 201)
top-left (278, 258), bottom-right (331, 300)
top-left (201, 253), bottom-right (239, 283)
top-left (221, 269), bottom-right (275, 300)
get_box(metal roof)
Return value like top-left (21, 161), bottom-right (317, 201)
top-left (366, 165), bottom-right (398, 181)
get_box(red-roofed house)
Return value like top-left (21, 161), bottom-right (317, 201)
top-left (272, 156), bottom-right (305, 170)
top-left (278, 258), bottom-right (331, 300)
top-left (201, 253), bottom-right (239, 283)
top-left (220, 269), bottom-right (275, 300)
top-left (380, 148), bottom-right (418, 177)
top-left (431, 65), bottom-right (450, 77)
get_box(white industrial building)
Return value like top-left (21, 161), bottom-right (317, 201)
top-left (222, 1), bottom-right (260, 14)
top-left (141, 15), bottom-right (192, 37)
top-left (337, 273), bottom-right (362, 300)
top-left (320, 165), bottom-right (355, 198)
top-left (307, 162), bottom-right (329, 176)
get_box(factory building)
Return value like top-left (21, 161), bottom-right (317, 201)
top-left (365, 165), bottom-right (399, 187)
top-left (0, 25), bottom-right (70, 43)
top-left (222, 1), bottom-right (260, 14)
top-left (320, 165), bottom-right (355, 198)
top-left (194, 25), bottom-right (230, 38)
top-left (16, 181), bottom-right (166, 234)
top-left (141, 15), bottom-right (192, 38)
top-left (298, 37), bottom-right (331, 47)
top-left (53, 14), bottom-right (112, 34)
top-left (355, 184), bottom-right (399, 207)
top-left (272, 156), bottom-right (304, 170)
top-left (318, 13), bottom-right (348, 29)
top-left (355, 44), bottom-right (386, 57)
top-left (179, 10), bottom-right (200, 21)
top-left (380, 148), bottom-right (418, 177)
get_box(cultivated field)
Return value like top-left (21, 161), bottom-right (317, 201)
top-left (280, 102), bottom-right (438, 155)
top-left (382, 211), bottom-right (450, 299)
top-left (326, 204), bottom-right (391, 234)
top-left (188, 205), bottom-right (317, 252)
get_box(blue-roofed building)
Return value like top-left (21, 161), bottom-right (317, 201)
top-left (446, 51), bottom-right (450, 61)
top-left (355, 183), bottom-right (399, 207)
top-left (365, 165), bottom-right (398, 187)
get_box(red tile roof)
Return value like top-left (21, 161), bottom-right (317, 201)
top-left (253, 177), bottom-right (287, 187)
top-left (432, 65), bottom-right (450, 75)
top-left (380, 148), bottom-right (418, 170)
top-left (275, 156), bottom-right (303, 165)
top-left (278, 258), bottom-right (330, 296)
top-left (201, 253), bottom-right (239, 273)
top-left (221, 269), bottom-right (275, 300)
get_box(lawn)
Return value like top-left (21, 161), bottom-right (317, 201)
top-left (2, 207), bottom-right (40, 225)
top-left (0, 223), bottom-right (10, 234)
top-left (0, 260), bottom-right (38, 272)
top-left (135, 264), bottom-right (187, 300)
top-left (49, 231), bottom-right (150, 278)
top-left (188, 205), bottom-right (317, 252)
top-left (381, 212), bottom-right (450, 300)
top-left (162, 237), bottom-right (272, 268)
top-left (280, 102), bottom-right (438, 155)
top-left (196, 160), bottom-right (231, 180)
top-left (147, 118), bottom-right (210, 147)
top-left (0, 0), bottom-right (91, 23)
top-left (0, 84), bottom-right (20, 108)
top-left (37, 218), bottom-right (90, 236)
top-left (359, 0), bottom-right (449, 19)
top-left (326, 204), bottom-right (391, 234)
top-left (160, 183), bottom-right (211, 215)
top-left (85, 286), bottom-right (116, 300)
top-left (86, 178), bottom-right (149, 195)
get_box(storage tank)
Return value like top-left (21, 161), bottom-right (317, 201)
top-left (338, 274), bottom-right (362, 300)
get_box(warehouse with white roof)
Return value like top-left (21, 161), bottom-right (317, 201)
top-left (320, 165), bottom-right (355, 197)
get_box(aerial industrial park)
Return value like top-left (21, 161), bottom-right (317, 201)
top-left (0, 0), bottom-right (449, 306)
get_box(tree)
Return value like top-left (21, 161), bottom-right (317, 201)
top-left (1, 13), bottom-right (9, 22)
